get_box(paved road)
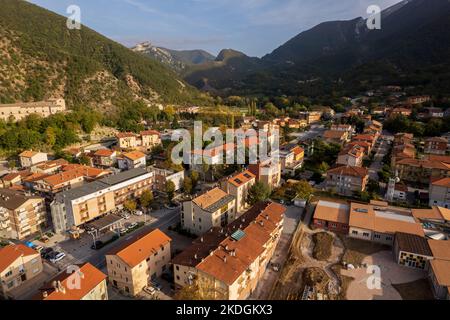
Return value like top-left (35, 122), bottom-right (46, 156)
top-left (289, 125), bottom-right (326, 143)
top-left (368, 137), bottom-right (390, 182)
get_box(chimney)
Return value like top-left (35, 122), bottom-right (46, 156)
top-left (42, 291), bottom-right (48, 298)
top-left (259, 220), bottom-right (264, 227)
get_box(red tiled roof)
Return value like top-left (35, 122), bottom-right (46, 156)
top-left (0, 244), bottom-right (38, 273)
top-left (327, 165), bottom-right (369, 178)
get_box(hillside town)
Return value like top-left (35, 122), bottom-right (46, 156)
top-left (0, 90), bottom-right (449, 301)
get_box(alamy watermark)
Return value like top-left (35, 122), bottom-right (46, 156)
top-left (367, 5), bottom-right (381, 30)
top-left (66, 5), bottom-right (81, 30)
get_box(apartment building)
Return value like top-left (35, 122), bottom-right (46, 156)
top-left (30, 159), bottom-right (69, 174)
top-left (37, 263), bottom-right (108, 300)
top-left (106, 229), bottom-right (171, 296)
top-left (349, 202), bottom-right (424, 246)
top-left (326, 166), bottom-right (369, 196)
top-left (118, 151), bottom-right (146, 170)
top-left (0, 189), bottom-right (46, 240)
top-left (33, 165), bottom-right (111, 195)
top-left (352, 134), bottom-right (376, 148)
top-left (323, 130), bottom-right (349, 145)
top-left (395, 158), bottom-right (450, 184)
top-left (425, 137), bottom-right (448, 155)
top-left (117, 131), bottom-right (161, 150)
top-left (429, 177), bottom-right (450, 208)
top-left (279, 144), bottom-right (304, 176)
top-left (50, 168), bottom-right (154, 234)
top-left (19, 151), bottom-right (48, 168)
top-left (0, 244), bottom-right (43, 299)
top-left (330, 124), bottom-right (353, 134)
top-left (93, 149), bottom-right (117, 167)
top-left (226, 170), bottom-right (256, 214)
top-left (299, 111), bottom-right (322, 124)
top-left (182, 187), bottom-right (236, 236)
top-left (337, 145), bottom-right (364, 167)
top-left (173, 201), bottom-right (286, 300)
top-left (0, 98), bottom-right (66, 122)
top-left (152, 167), bottom-right (184, 193)
top-left (248, 159), bottom-right (282, 189)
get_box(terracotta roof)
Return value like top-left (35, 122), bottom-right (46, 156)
top-left (193, 187), bottom-right (230, 209)
top-left (194, 202), bottom-right (286, 286)
top-left (0, 244), bottom-right (38, 273)
top-left (108, 229), bottom-right (171, 268)
top-left (430, 259), bottom-right (450, 287)
top-left (349, 202), bottom-right (424, 237)
top-left (38, 263), bottom-right (107, 300)
top-left (426, 137), bottom-right (447, 143)
top-left (396, 158), bottom-right (450, 170)
top-left (34, 159), bottom-right (69, 171)
top-left (395, 233), bottom-right (432, 256)
top-left (140, 130), bottom-right (160, 136)
top-left (19, 150), bottom-right (39, 158)
top-left (339, 145), bottom-right (364, 158)
top-left (431, 177), bottom-right (450, 188)
top-left (42, 166), bottom-right (110, 187)
top-left (292, 146), bottom-right (304, 156)
top-left (426, 155), bottom-right (450, 164)
top-left (1, 172), bottom-right (23, 182)
top-left (327, 165), bottom-right (369, 178)
top-left (352, 134), bottom-right (375, 142)
top-left (412, 207), bottom-right (446, 221)
top-left (313, 200), bottom-right (350, 224)
top-left (117, 132), bottom-right (136, 138)
top-left (123, 151), bottom-right (146, 161)
top-left (323, 130), bottom-right (346, 140)
top-left (94, 149), bottom-right (115, 157)
top-left (428, 240), bottom-right (450, 261)
top-left (228, 170), bottom-right (256, 188)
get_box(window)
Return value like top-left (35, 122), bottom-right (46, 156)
top-left (363, 232), bottom-right (370, 237)
top-left (176, 276), bottom-right (180, 280)
top-left (352, 230), bottom-right (358, 235)
top-left (176, 266), bottom-right (180, 271)
top-left (5, 270), bottom-right (13, 278)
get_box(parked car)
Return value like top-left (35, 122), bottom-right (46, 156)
top-left (119, 228), bottom-right (128, 236)
top-left (143, 286), bottom-right (156, 295)
top-left (91, 241), bottom-right (104, 250)
top-left (127, 222), bottom-right (138, 230)
top-left (49, 252), bottom-right (66, 263)
top-left (32, 245), bottom-right (44, 253)
top-left (149, 280), bottom-right (162, 291)
top-left (120, 213), bottom-right (131, 220)
top-left (41, 247), bottom-right (54, 259)
top-left (134, 210), bottom-right (144, 216)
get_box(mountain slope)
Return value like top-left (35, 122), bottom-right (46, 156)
top-left (184, 0), bottom-right (450, 96)
top-left (0, 0), bottom-right (206, 110)
top-left (132, 41), bottom-right (215, 72)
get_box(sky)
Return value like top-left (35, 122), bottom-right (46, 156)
top-left (29, 0), bottom-right (403, 57)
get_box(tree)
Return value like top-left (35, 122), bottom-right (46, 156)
top-left (7, 160), bottom-right (16, 170)
top-left (183, 177), bottom-right (193, 194)
top-left (124, 200), bottom-right (137, 212)
top-left (318, 162), bottom-right (330, 174)
top-left (140, 190), bottom-right (154, 209)
top-left (166, 181), bottom-right (176, 203)
top-left (44, 127), bottom-right (56, 147)
top-left (247, 181), bottom-right (271, 205)
top-left (294, 180), bottom-right (314, 200)
top-left (190, 171), bottom-right (200, 189)
top-left (78, 154), bottom-right (91, 166)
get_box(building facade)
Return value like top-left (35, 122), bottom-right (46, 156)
top-left (0, 98), bottom-right (66, 122)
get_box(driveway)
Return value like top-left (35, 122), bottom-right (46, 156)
top-left (341, 250), bottom-right (427, 300)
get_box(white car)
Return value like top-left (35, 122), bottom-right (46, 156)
top-left (134, 210), bottom-right (144, 216)
top-left (50, 252), bottom-right (66, 263)
top-left (120, 213), bottom-right (131, 220)
top-left (143, 286), bottom-right (156, 295)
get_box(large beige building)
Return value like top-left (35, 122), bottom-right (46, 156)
top-left (117, 130), bottom-right (161, 151)
top-left (248, 159), bottom-right (282, 190)
top-left (0, 189), bottom-right (46, 240)
top-left (19, 150), bottom-right (48, 168)
top-left (182, 188), bottom-right (236, 236)
top-left (0, 98), bottom-right (66, 121)
top-left (326, 166), bottom-right (369, 196)
top-left (51, 168), bottom-right (153, 234)
top-left (226, 170), bottom-right (256, 214)
top-left (0, 244), bottom-right (43, 299)
top-left (173, 201), bottom-right (286, 300)
top-left (37, 263), bottom-right (108, 300)
top-left (106, 229), bottom-right (171, 296)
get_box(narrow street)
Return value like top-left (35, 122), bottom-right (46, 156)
top-left (368, 136), bottom-right (390, 182)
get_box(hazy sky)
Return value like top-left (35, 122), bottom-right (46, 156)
top-left (29, 0), bottom-right (402, 57)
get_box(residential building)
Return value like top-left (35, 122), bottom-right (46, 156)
top-left (330, 124), bottom-right (353, 134)
top-left (0, 244), bottom-right (43, 299)
top-left (429, 259), bottom-right (450, 299)
top-left (0, 189), bottom-right (46, 240)
top-left (30, 159), bottom-right (69, 174)
top-left (0, 98), bottom-right (66, 122)
top-left (299, 111), bottom-right (322, 124)
top-left (182, 187), bottom-right (236, 236)
top-left (279, 144), bottom-right (304, 176)
top-left (393, 232), bottom-right (433, 270)
top-left (323, 130), bottom-right (348, 145)
top-left (312, 200), bottom-right (350, 233)
top-left (425, 137), bottom-right (447, 155)
top-left (106, 229), bottom-right (171, 296)
top-left (337, 145), bottom-right (364, 167)
top-left (248, 159), bottom-right (281, 189)
top-left (226, 170), bottom-right (256, 214)
top-left (118, 151), bottom-right (146, 170)
top-left (153, 167), bottom-right (184, 193)
top-left (352, 134), bottom-right (376, 148)
top-left (116, 131), bottom-right (161, 150)
top-left (19, 151), bottom-right (48, 168)
top-left (429, 177), bottom-right (450, 208)
top-left (395, 158), bottom-right (450, 184)
top-left (37, 263), bottom-right (107, 300)
top-left (349, 201), bottom-right (424, 246)
top-left (173, 201), bottom-right (285, 300)
top-left (93, 149), bottom-right (117, 167)
top-left (393, 183), bottom-right (408, 202)
top-left (326, 166), bottom-right (369, 196)
top-left (406, 95), bottom-right (431, 105)
top-left (50, 168), bottom-right (154, 234)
